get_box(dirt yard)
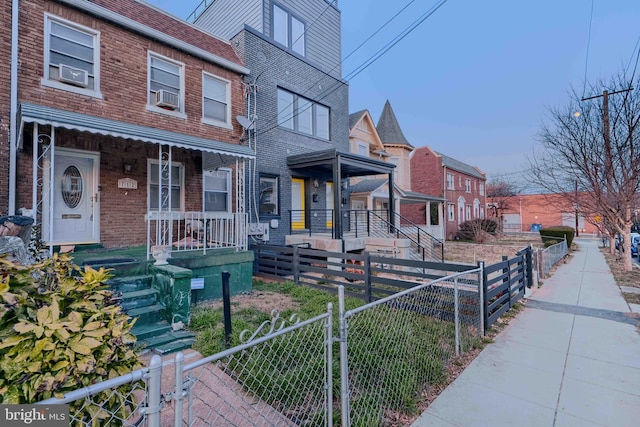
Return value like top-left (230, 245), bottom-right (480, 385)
top-left (444, 232), bottom-right (544, 265)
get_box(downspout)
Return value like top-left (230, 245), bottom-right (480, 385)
top-left (8, 0), bottom-right (19, 215)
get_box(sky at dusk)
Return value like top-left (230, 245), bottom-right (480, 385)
top-left (144, 0), bottom-right (640, 188)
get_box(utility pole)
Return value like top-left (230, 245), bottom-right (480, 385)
top-left (574, 179), bottom-right (579, 237)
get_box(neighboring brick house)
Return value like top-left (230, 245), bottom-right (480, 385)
top-left (191, 0), bottom-right (392, 245)
top-left (4, 0), bottom-right (254, 250)
top-left (349, 102), bottom-right (444, 239)
top-left (406, 146), bottom-right (487, 240)
top-left (492, 193), bottom-right (599, 235)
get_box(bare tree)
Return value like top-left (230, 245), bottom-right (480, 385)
top-left (529, 73), bottom-right (640, 271)
top-left (486, 180), bottom-right (518, 230)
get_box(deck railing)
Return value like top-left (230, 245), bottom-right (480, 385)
top-left (145, 211), bottom-right (248, 259)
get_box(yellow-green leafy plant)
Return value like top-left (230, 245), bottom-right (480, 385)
top-left (0, 253), bottom-right (143, 425)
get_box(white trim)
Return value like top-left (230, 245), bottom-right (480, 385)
top-left (203, 167), bottom-right (232, 213)
top-left (147, 159), bottom-right (185, 211)
top-left (201, 71), bottom-right (232, 129)
top-left (147, 51), bottom-right (186, 116)
top-left (55, 0), bottom-right (249, 75)
top-left (43, 13), bottom-right (102, 97)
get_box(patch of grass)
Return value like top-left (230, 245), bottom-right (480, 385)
top-left (600, 248), bottom-right (640, 305)
top-left (622, 292), bottom-right (640, 305)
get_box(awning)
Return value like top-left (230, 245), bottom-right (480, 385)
top-left (19, 103), bottom-right (255, 164)
top-left (287, 148), bottom-right (395, 177)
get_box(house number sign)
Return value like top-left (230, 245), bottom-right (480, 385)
top-left (118, 178), bottom-right (138, 190)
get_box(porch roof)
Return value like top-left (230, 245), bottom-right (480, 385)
top-left (287, 149), bottom-right (394, 177)
top-left (18, 103), bottom-right (255, 161)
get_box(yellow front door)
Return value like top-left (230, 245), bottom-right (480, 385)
top-left (326, 182), bottom-right (333, 228)
top-left (291, 178), bottom-right (305, 230)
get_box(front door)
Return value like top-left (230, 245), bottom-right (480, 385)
top-left (48, 149), bottom-right (100, 245)
top-left (291, 178), bottom-right (305, 230)
top-left (326, 182), bottom-right (333, 228)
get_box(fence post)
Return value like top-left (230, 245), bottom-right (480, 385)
top-left (502, 255), bottom-right (511, 310)
top-left (477, 261), bottom-right (485, 336)
top-left (146, 355), bottom-right (162, 427)
top-left (326, 302), bottom-right (334, 427)
top-left (222, 271), bottom-right (232, 348)
top-left (454, 276), bottom-right (460, 356)
top-left (363, 251), bottom-right (372, 303)
top-left (338, 285), bottom-right (351, 427)
top-left (526, 246), bottom-right (533, 288)
top-left (293, 245), bottom-right (300, 283)
top-left (173, 351), bottom-right (184, 427)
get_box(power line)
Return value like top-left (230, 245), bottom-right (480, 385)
top-left (255, 0), bottom-right (450, 138)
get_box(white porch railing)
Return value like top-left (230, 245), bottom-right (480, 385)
top-left (145, 211), bottom-right (248, 259)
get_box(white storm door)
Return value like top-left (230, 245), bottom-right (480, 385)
top-left (291, 178), bottom-right (305, 230)
top-left (51, 150), bottom-right (100, 245)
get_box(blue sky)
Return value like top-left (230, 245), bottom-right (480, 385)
top-left (145, 0), bottom-right (640, 186)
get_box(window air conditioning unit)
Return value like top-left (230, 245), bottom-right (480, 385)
top-left (58, 64), bottom-right (88, 87)
top-left (155, 89), bottom-right (179, 110)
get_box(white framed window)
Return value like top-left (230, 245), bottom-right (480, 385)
top-left (259, 175), bottom-right (279, 215)
top-left (447, 203), bottom-right (455, 222)
top-left (202, 72), bottom-right (231, 128)
top-left (277, 88), bottom-right (330, 140)
top-left (465, 205), bottom-right (471, 221)
top-left (479, 183), bottom-right (485, 196)
top-left (480, 207), bottom-right (485, 219)
top-left (356, 141), bottom-right (369, 157)
top-left (446, 173), bottom-right (454, 190)
top-left (148, 52), bottom-right (185, 117)
top-left (473, 199), bottom-right (480, 218)
top-left (273, 4), bottom-right (305, 55)
top-left (148, 161), bottom-right (184, 211)
top-left (203, 168), bottom-right (231, 212)
top-left (465, 179), bottom-right (471, 193)
top-left (43, 14), bottom-right (101, 97)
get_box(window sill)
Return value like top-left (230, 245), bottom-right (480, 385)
top-left (41, 78), bottom-right (103, 99)
top-left (146, 105), bottom-right (187, 119)
top-left (201, 117), bottom-right (233, 130)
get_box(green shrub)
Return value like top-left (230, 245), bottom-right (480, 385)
top-left (539, 226), bottom-right (574, 247)
top-left (0, 254), bottom-right (142, 423)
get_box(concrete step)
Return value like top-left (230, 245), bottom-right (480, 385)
top-left (131, 322), bottom-right (172, 340)
top-left (150, 337), bottom-right (196, 355)
top-left (109, 275), bottom-right (154, 293)
top-left (120, 288), bottom-right (160, 311)
top-left (127, 304), bottom-right (165, 325)
top-left (142, 330), bottom-right (196, 349)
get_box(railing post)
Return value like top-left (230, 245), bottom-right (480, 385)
top-left (145, 355), bottom-right (162, 427)
top-left (293, 245), bottom-right (300, 283)
top-left (526, 246), bottom-right (533, 288)
top-left (326, 302), bottom-right (334, 427)
top-left (367, 210), bottom-right (371, 237)
top-left (502, 255), bottom-right (511, 310)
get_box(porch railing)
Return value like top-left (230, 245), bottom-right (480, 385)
top-left (145, 211), bottom-right (248, 259)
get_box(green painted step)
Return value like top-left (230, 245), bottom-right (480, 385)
top-left (120, 288), bottom-right (159, 311)
top-left (141, 330), bottom-right (196, 348)
top-left (127, 304), bottom-right (164, 325)
top-left (150, 338), bottom-right (196, 355)
top-left (109, 275), bottom-right (154, 293)
top-left (130, 322), bottom-right (172, 340)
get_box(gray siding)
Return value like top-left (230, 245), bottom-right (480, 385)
top-left (194, 0), bottom-right (263, 40)
top-left (235, 29), bottom-right (349, 244)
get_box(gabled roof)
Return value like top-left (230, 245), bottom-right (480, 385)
top-left (349, 178), bottom-right (444, 203)
top-left (59, 0), bottom-right (247, 73)
top-left (349, 110), bottom-right (367, 130)
top-left (376, 100), bottom-right (413, 149)
top-left (438, 152), bottom-right (485, 179)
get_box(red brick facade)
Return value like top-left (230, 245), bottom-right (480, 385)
top-left (8, 0), bottom-right (247, 248)
top-left (0, 1), bottom-right (13, 214)
top-left (403, 146), bottom-right (487, 240)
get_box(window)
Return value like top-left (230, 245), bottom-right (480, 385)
top-left (356, 141), bottom-right (369, 157)
top-left (148, 161), bottom-right (183, 211)
top-left (473, 199), bottom-right (480, 218)
top-left (203, 169), bottom-right (230, 212)
top-left (465, 179), bottom-right (471, 193)
top-left (259, 175), bottom-right (279, 215)
top-left (480, 207), bottom-right (485, 219)
top-left (277, 88), bottom-right (330, 139)
top-left (479, 183), bottom-right (485, 196)
top-left (356, 120), bottom-right (370, 132)
top-left (446, 173), bottom-right (454, 190)
top-left (148, 53), bottom-right (184, 115)
top-left (447, 204), bottom-right (455, 221)
top-left (202, 73), bottom-right (231, 127)
top-left (44, 14), bottom-right (100, 96)
top-left (273, 4), bottom-right (305, 55)
top-left (465, 205), bottom-right (471, 221)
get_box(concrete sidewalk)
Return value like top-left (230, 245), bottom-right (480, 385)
top-left (412, 238), bottom-right (640, 427)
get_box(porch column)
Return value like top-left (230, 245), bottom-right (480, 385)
top-left (425, 202), bottom-right (431, 227)
top-left (333, 155), bottom-right (342, 240)
top-left (388, 171), bottom-right (395, 232)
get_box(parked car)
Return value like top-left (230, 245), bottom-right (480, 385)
top-left (614, 233), bottom-right (640, 257)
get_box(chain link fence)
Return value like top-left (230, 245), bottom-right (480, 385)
top-left (537, 239), bottom-right (569, 278)
top-left (37, 269), bottom-right (485, 427)
top-left (338, 268), bottom-right (483, 426)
